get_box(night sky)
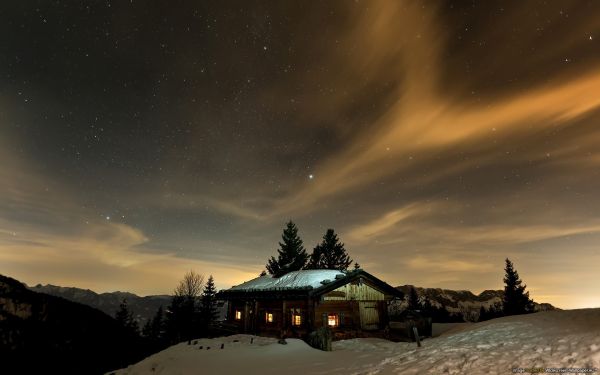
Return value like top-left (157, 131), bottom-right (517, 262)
top-left (2, 1), bottom-right (600, 308)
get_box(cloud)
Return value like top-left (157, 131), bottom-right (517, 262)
top-left (0, 137), bottom-right (261, 294)
top-left (256, 1), bottom-right (600, 218)
top-left (0, 217), bottom-right (260, 295)
top-left (434, 223), bottom-right (600, 246)
top-left (347, 201), bottom-right (442, 242)
top-left (346, 200), bottom-right (600, 247)
top-left (406, 256), bottom-right (494, 273)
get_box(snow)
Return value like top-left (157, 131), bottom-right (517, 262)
top-left (228, 270), bottom-right (346, 291)
top-left (110, 309), bottom-right (600, 375)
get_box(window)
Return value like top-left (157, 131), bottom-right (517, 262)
top-left (327, 313), bottom-right (339, 327)
top-left (290, 308), bottom-right (302, 326)
top-left (235, 310), bottom-right (242, 320)
top-left (292, 314), bottom-right (302, 326)
top-left (266, 312), bottom-right (274, 323)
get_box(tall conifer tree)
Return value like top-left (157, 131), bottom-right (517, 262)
top-left (407, 286), bottom-right (420, 311)
top-left (503, 258), bottom-right (534, 315)
top-left (306, 229), bottom-right (353, 270)
top-left (266, 221), bottom-right (308, 277)
top-left (200, 275), bottom-right (218, 325)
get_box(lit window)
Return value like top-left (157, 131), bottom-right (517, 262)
top-left (290, 308), bottom-right (302, 326)
top-left (292, 314), bottom-right (302, 326)
top-left (266, 312), bottom-right (274, 323)
top-left (235, 310), bottom-right (242, 320)
top-left (327, 313), bottom-right (339, 327)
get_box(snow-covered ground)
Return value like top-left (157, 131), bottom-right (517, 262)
top-left (111, 309), bottom-right (600, 375)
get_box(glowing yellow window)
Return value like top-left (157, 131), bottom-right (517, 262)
top-left (327, 313), bottom-right (339, 327)
top-left (292, 314), bottom-right (302, 326)
top-left (235, 310), bottom-right (242, 320)
top-left (266, 312), bottom-right (274, 323)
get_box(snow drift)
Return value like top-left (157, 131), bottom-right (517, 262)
top-left (111, 308), bottom-right (600, 375)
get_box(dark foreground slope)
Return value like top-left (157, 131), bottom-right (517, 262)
top-left (0, 274), bottom-right (152, 375)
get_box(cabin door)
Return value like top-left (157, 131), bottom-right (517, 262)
top-left (359, 301), bottom-right (379, 330)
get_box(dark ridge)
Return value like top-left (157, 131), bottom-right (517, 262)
top-left (1, 274), bottom-right (153, 375)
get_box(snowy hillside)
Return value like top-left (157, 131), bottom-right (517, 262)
top-left (111, 308), bottom-right (600, 375)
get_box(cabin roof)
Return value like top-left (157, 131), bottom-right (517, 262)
top-left (229, 269), bottom-right (345, 292)
top-left (218, 269), bottom-right (403, 300)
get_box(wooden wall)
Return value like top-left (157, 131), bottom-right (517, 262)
top-left (322, 279), bottom-right (385, 301)
top-left (229, 298), bottom-right (311, 337)
top-left (314, 300), bottom-right (359, 329)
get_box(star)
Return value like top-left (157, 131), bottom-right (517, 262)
top-left (106, 216), bottom-right (110, 220)
top-left (308, 174), bottom-right (314, 180)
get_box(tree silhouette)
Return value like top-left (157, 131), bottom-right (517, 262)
top-left (305, 229), bottom-right (353, 270)
top-left (305, 245), bottom-right (323, 270)
top-left (115, 298), bottom-right (139, 334)
top-left (143, 306), bottom-right (164, 342)
top-left (503, 258), bottom-right (534, 315)
top-left (266, 221), bottom-right (308, 277)
top-left (407, 286), bottom-right (420, 311)
top-left (200, 275), bottom-right (218, 328)
top-left (174, 270), bottom-right (204, 301)
top-left (165, 270), bottom-right (204, 343)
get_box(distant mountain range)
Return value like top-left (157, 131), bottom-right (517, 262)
top-left (30, 282), bottom-right (557, 326)
top-left (1, 274), bottom-right (152, 374)
top-left (393, 285), bottom-right (557, 321)
top-left (29, 284), bottom-right (171, 325)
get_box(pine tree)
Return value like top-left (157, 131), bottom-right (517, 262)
top-left (407, 286), bottom-right (420, 310)
top-left (115, 299), bottom-right (130, 328)
top-left (143, 306), bottom-right (164, 340)
top-left (128, 314), bottom-right (139, 334)
top-left (305, 229), bottom-right (353, 271)
top-left (200, 275), bottom-right (218, 326)
top-left (305, 246), bottom-right (322, 269)
top-left (502, 258), bottom-right (534, 315)
top-left (420, 297), bottom-right (433, 316)
top-left (142, 319), bottom-right (153, 337)
top-left (115, 298), bottom-right (139, 335)
top-left (165, 295), bottom-right (185, 343)
top-left (266, 221), bottom-right (308, 277)
top-left (354, 262), bottom-right (360, 270)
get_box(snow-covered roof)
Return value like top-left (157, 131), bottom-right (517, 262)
top-left (229, 270), bottom-right (346, 292)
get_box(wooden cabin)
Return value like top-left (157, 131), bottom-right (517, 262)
top-left (216, 269), bottom-right (404, 339)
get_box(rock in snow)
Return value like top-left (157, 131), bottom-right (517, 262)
top-left (111, 309), bottom-right (600, 375)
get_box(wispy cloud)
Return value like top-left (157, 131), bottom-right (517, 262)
top-left (348, 202), bottom-right (442, 242)
top-left (406, 256), bottom-right (494, 273)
